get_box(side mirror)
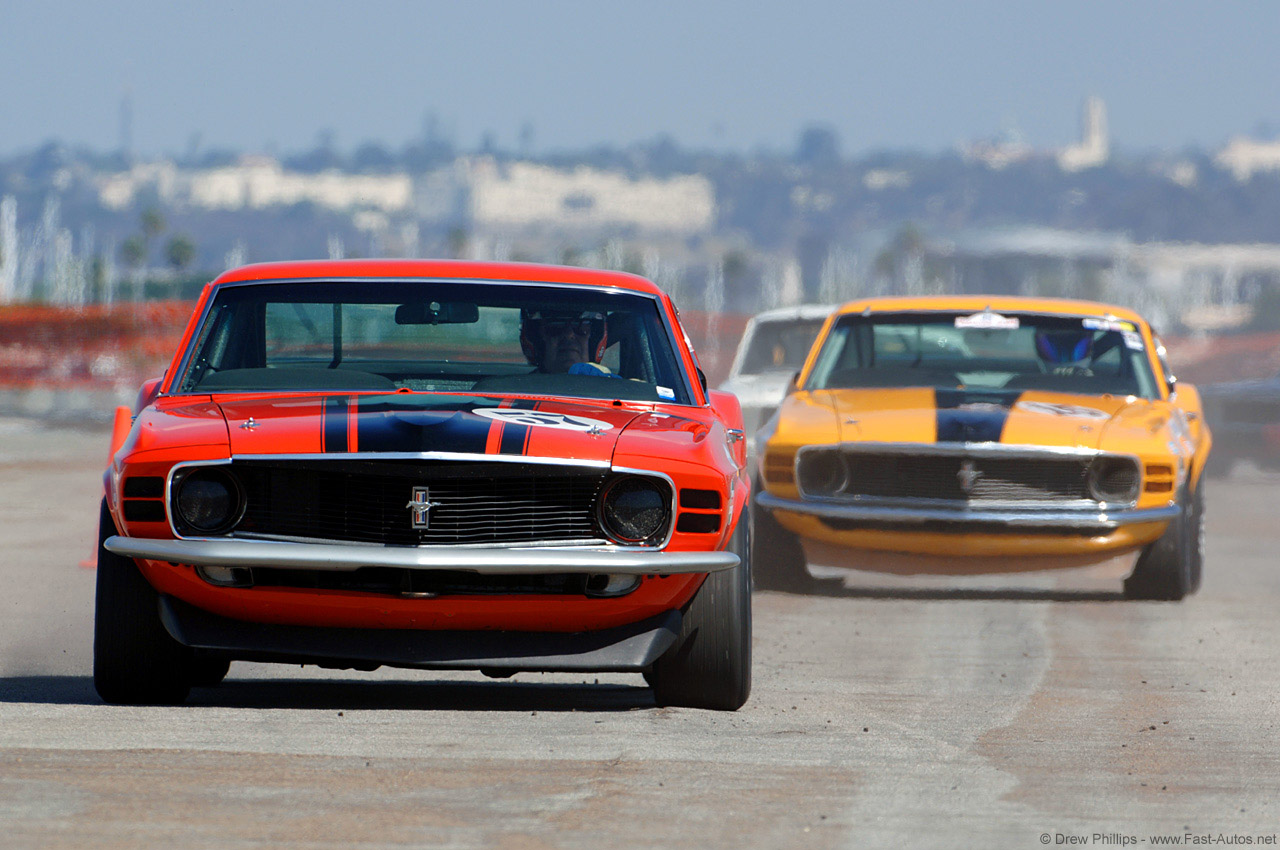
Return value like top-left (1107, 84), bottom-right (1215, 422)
top-left (786, 371), bottom-right (801, 395)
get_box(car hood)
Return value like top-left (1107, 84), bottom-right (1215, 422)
top-left (218, 393), bottom-right (646, 464)
top-left (826, 387), bottom-right (1162, 451)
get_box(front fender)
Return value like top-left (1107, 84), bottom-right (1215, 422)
top-left (708, 389), bottom-right (748, 470)
top-left (1172, 383), bottom-right (1213, 488)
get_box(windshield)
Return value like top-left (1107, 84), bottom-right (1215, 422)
top-left (738, 318), bottom-right (827, 375)
top-left (176, 280), bottom-right (694, 404)
top-left (806, 310), bottom-right (1160, 399)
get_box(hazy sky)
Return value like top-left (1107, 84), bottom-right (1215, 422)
top-left (4, 1), bottom-right (1277, 159)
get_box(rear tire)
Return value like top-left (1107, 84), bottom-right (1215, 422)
top-left (751, 477), bottom-right (812, 592)
top-left (93, 500), bottom-right (193, 705)
top-left (1123, 484), bottom-right (1200, 601)
top-left (647, 511), bottom-right (752, 711)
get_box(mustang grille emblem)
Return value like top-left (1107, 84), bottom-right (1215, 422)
top-left (406, 486), bottom-right (443, 530)
top-left (957, 460), bottom-right (983, 494)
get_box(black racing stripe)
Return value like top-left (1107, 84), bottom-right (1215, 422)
top-left (354, 399), bottom-right (494, 453)
top-left (323, 397), bottom-right (348, 452)
top-left (934, 388), bottom-right (1019, 443)
top-left (499, 423), bottom-right (529, 454)
top-left (497, 398), bottom-right (538, 455)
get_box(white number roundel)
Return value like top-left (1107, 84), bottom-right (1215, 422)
top-left (474, 409), bottom-right (614, 432)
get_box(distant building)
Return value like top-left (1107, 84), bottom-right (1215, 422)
top-left (95, 155), bottom-right (715, 240)
top-left (1057, 96), bottom-right (1109, 172)
top-left (1215, 137), bottom-right (1280, 181)
top-left (97, 157), bottom-right (412, 214)
top-left (415, 157), bottom-right (715, 236)
top-left (963, 97), bottom-right (1109, 172)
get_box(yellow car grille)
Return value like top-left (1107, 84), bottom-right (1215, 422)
top-left (797, 448), bottom-right (1138, 505)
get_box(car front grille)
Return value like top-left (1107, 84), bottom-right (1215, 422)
top-left (797, 448), bottom-right (1113, 505)
top-left (211, 459), bottom-right (609, 546)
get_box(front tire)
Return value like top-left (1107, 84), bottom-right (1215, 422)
top-left (1123, 484), bottom-right (1201, 601)
top-left (751, 477), bottom-right (812, 592)
top-left (1187, 480), bottom-right (1205, 594)
top-left (647, 511), bottom-right (752, 710)
top-left (189, 656), bottom-right (231, 688)
top-left (93, 500), bottom-right (193, 705)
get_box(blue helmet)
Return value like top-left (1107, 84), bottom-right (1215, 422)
top-left (1035, 329), bottom-right (1093, 364)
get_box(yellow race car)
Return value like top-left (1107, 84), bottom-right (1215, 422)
top-left (753, 296), bottom-right (1211, 600)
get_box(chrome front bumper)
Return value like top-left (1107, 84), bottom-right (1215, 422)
top-left (104, 536), bottom-right (738, 575)
top-left (755, 492), bottom-right (1179, 531)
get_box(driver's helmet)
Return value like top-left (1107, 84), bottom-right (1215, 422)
top-left (519, 308), bottom-right (608, 366)
top-left (1034, 329), bottom-right (1094, 365)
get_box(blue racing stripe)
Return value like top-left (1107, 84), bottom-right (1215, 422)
top-left (498, 399), bottom-right (537, 454)
top-left (322, 397), bottom-right (348, 452)
top-left (934, 389), bottom-right (1020, 443)
top-left (353, 399), bottom-right (494, 453)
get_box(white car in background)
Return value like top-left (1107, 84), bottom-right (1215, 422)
top-left (718, 304), bottom-right (834, 438)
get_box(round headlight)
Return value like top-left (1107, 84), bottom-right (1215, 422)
top-left (175, 468), bottom-right (243, 534)
top-left (797, 449), bottom-right (848, 497)
top-left (600, 476), bottom-right (670, 544)
top-left (1088, 457), bottom-right (1139, 504)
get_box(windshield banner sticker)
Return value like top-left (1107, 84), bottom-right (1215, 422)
top-left (955, 311), bottom-right (1020, 330)
top-left (1083, 317), bottom-right (1136, 332)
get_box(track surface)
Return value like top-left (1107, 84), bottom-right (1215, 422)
top-left (1, 417), bottom-right (1276, 849)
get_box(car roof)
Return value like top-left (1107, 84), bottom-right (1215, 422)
top-left (831, 295), bottom-right (1148, 324)
top-left (748, 304), bottom-right (838, 324)
top-left (211, 259), bottom-right (665, 296)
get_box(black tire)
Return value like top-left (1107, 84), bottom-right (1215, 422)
top-left (751, 476), bottom-right (812, 592)
top-left (93, 500), bottom-right (193, 705)
top-left (189, 656), bottom-right (231, 688)
top-left (1123, 485), bottom-right (1199, 601)
top-left (647, 511), bottom-right (752, 711)
top-left (1187, 480), bottom-right (1205, 594)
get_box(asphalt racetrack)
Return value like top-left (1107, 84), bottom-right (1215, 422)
top-left (1, 417), bottom-right (1276, 849)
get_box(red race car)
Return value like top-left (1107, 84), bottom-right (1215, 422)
top-left (95, 260), bottom-right (752, 710)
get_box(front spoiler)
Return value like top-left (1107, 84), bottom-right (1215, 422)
top-left (755, 492), bottom-right (1179, 531)
top-left (159, 596), bottom-right (681, 672)
top-left (105, 535), bottom-right (738, 575)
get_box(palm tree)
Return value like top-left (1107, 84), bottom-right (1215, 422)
top-left (165, 235), bottom-right (196, 274)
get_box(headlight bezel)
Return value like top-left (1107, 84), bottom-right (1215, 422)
top-left (171, 465), bottom-right (246, 536)
top-left (596, 473), bottom-right (675, 546)
top-left (1087, 456), bottom-right (1141, 506)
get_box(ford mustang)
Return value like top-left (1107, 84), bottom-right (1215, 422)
top-left (94, 260), bottom-right (752, 709)
top-left (718, 304), bottom-right (834, 439)
top-left (754, 296), bottom-right (1211, 600)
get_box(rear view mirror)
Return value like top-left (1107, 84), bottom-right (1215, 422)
top-left (395, 301), bottom-right (480, 325)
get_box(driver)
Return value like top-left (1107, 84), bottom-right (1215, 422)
top-left (520, 309), bottom-right (611, 374)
